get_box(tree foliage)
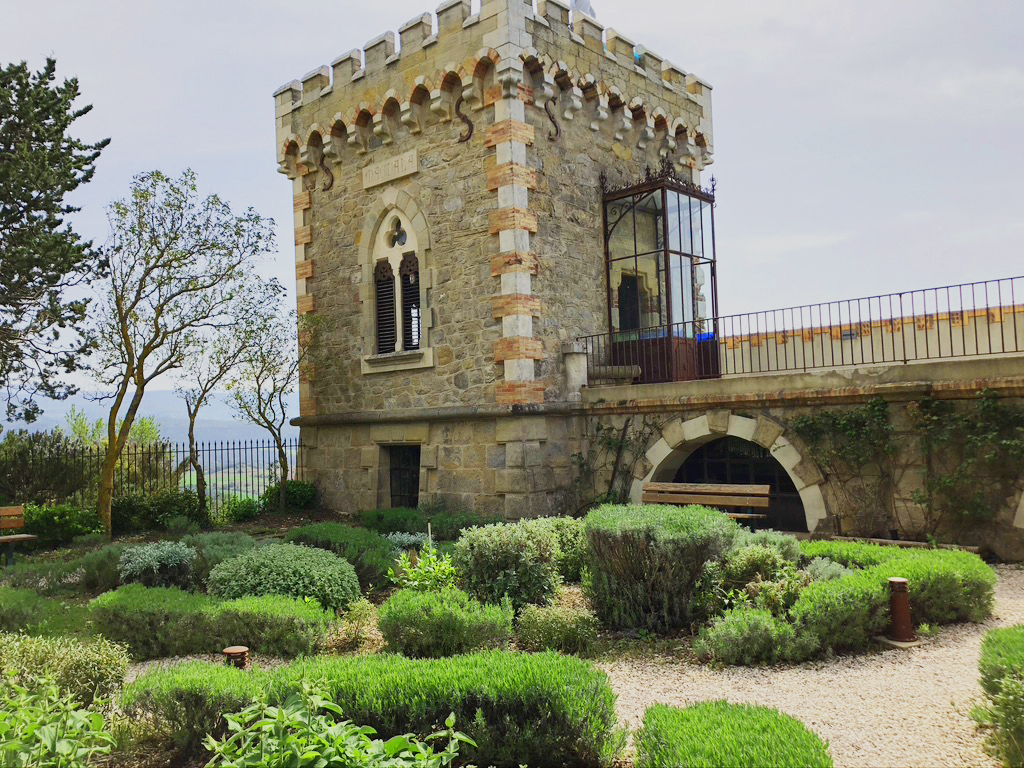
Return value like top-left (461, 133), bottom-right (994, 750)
top-left (0, 58), bottom-right (109, 422)
top-left (90, 169), bottom-right (276, 533)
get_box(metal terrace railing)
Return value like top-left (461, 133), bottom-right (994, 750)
top-left (579, 276), bottom-right (1024, 385)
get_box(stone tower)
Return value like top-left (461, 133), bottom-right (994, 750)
top-left (274, 0), bottom-right (714, 517)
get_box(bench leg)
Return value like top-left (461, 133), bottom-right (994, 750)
top-left (5, 541), bottom-right (14, 568)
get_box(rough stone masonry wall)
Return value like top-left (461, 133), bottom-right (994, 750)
top-left (274, 0), bottom-right (715, 517)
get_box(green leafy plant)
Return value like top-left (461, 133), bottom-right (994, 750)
top-left (90, 585), bottom-right (333, 660)
top-left (334, 598), bottom-right (378, 651)
top-left (205, 680), bottom-right (473, 768)
top-left (117, 540), bottom-right (196, 589)
top-left (220, 495), bottom-right (261, 523)
top-left (584, 504), bottom-right (741, 632)
top-left (743, 566), bottom-right (811, 617)
top-left (284, 523), bottom-right (394, 589)
top-left (798, 539), bottom-right (901, 568)
top-left (806, 557), bottom-right (851, 582)
top-left (207, 543), bottom-right (360, 613)
top-left (0, 633), bottom-right (128, 707)
top-left (378, 587), bottom-right (513, 658)
top-left (636, 701), bottom-right (833, 768)
top-left (453, 520), bottom-right (561, 612)
top-left (163, 514), bottom-right (200, 537)
top-left (732, 529), bottom-right (803, 564)
top-left (978, 626), bottom-right (1024, 767)
top-left (111, 489), bottom-right (206, 534)
top-left (724, 544), bottom-right (787, 590)
top-left (22, 504), bottom-right (103, 550)
top-left (516, 602), bottom-right (599, 654)
top-left (385, 531), bottom-right (429, 550)
top-left (260, 480), bottom-right (318, 512)
top-left (0, 677), bottom-right (115, 768)
top-left (388, 543), bottom-right (458, 592)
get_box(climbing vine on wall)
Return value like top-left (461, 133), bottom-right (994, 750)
top-left (794, 390), bottom-right (1024, 539)
top-left (570, 414), bottom-right (662, 513)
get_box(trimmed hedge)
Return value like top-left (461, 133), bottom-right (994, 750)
top-left (283, 523), bottom-right (395, 589)
top-left (0, 632), bottom-right (129, 706)
top-left (454, 520), bottom-right (561, 612)
top-left (798, 540), bottom-right (901, 568)
top-left (981, 625), bottom-right (1024, 698)
top-left (207, 543), bottom-right (360, 613)
top-left (981, 626), bottom-right (1024, 767)
top-left (181, 531), bottom-right (260, 588)
top-left (23, 503), bottom-right (103, 549)
top-left (636, 701), bottom-right (833, 768)
top-left (378, 587), bottom-right (513, 657)
top-left (90, 585), bottom-right (333, 659)
top-left (585, 504), bottom-right (741, 632)
top-left (123, 651), bottom-right (624, 767)
top-left (0, 587), bottom-right (89, 636)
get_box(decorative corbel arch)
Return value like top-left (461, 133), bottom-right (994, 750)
top-left (277, 134), bottom-right (301, 178)
top-left (627, 411), bottom-right (829, 532)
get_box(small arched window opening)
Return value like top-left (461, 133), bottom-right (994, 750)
top-left (374, 260), bottom-right (396, 354)
top-left (400, 253), bottom-right (420, 351)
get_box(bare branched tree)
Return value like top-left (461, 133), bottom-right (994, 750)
top-left (91, 169), bottom-right (275, 534)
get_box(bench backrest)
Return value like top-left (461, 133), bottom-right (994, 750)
top-left (641, 482), bottom-right (771, 509)
top-left (0, 506), bottom-right (26, 531)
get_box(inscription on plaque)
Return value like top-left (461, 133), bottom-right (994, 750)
top-left (362, 149), bottom-right (419, 189)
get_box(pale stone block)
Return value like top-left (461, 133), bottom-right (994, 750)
top-left (420, 445), bottom-right (438, 469)
top-left (1014, 491), bottom-right (1024, 529)
top-left (502, 315), bottom-right (533, 337)
top-left (506, 441), bottom-right (525, 467)
top-left (791, 458), bottom-right (824, 491)
top-left (644, 437), bottom-right (672, 470)
top-left (799, 484), bottom-right (828, 530)
top-left (496, 468), bottom-right (528, 494)
top-left (727, 415), bottom-right (757, 442)
top-left (682, 414), bottom-right (711, 442)
top-left (504, 358), bottom-right (535, 380)
top-left (770, 436), bottom-right (802, 470)
top-left (524, 441), bottom-right (544, 467)
top-left (406, 423), bottom-right (429, 442)
top-left (496, 416), bottom-right (548, 443)
top-left (630, 478), bottom-right (645, 503)
top-left (707, 409), bottom-right (730, 433)
top-left (498, 185), bottom-right (530, 209)
top-left (500, 272), bottom-right (531, 294)
top-left (752, 416), bottom-right (784, 450)
top-left (360, 447), bottom-right (377, 468)
top-left (660, 419), bottom-right (687, 449)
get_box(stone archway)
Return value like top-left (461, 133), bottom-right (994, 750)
top-left (629, 410), bottom-right (829, 531)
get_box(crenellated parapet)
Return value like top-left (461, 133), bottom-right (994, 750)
top-left (274, 0), bottom-right (713, 180)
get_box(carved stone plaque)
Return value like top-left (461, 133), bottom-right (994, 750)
top-left (362, 149), bottom-right (418, 189)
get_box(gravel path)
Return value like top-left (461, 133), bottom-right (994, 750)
top-left (600, 565), bottom-right (1024, 768)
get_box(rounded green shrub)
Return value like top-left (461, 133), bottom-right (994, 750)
top-left (182, 532), bottom-right (260, 588)
top-left (585, 504), bottom-right (741, 632)
top-left (284, 523), bottom-right (395, 589)
top-left (260, 480), bottom-right (318, 512)
top-left (526, 516), bottom-right (587, 583)
top-left (0, 632), bottom-right (129, 706)
top-left (724, 544), bottom-right (786, 589)
top-left (694, 607), bottom-right (818, 665)
top-left (981, 625), bottom-right (1024, 698)
top-left (516, 602), bottom-right (599, 654)
top-left (220, 496), bottom-right (261, 523)
top-left (118, 540), bottom-right (196, 589)
top-left (806, 556), bottom-right (850, 582)
top-left (207, 543), bottom-right (359, 613)
top-left (378, 587), bottom-right (513, 657)
top-left (734, 529), bottom-right (803, 564)
top-left (636, 701), bottom-right (833, 768)
top-left (454, 520), bottom-right (560, 612)
top-left (23, 503), bottom-right (103, 549)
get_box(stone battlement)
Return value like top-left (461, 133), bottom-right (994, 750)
top-left (275, 0), bottom-right (713, 177)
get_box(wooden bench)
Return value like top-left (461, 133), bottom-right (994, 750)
top-left (641, 482), bottom-right (771, 523)
top-left (0, 506), bottom-right (37, 567)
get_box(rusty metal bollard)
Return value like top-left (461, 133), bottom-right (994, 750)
top-left (223, 645), bottom-right (250, 670)
top-left (887, 578), bottom-right (916, 643)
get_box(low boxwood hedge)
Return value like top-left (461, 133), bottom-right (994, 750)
top-left (636, 701), bottom-right (833, 768)
top-left (122, 651), bottom-right (624, 767)
top-left (90, 585), bottom-right (334, 659)
top-left (0, 632), bottom-right (129, 706)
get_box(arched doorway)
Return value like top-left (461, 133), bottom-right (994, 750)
top-left (674, 436), bottom-right (807, 532)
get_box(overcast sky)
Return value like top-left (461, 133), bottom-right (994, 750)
top-left (4, 0), bottom-right (1022, 324)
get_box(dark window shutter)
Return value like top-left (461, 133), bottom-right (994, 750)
top-left (375, 260), bottom-right (396, 354)
top-left (400, 253), bottom-right (421, 351)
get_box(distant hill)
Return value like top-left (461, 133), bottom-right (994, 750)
top-left (3, 390), bottom-right (300, 446)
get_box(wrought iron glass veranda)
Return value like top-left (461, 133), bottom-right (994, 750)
top-left (601, 161), bottom-right (720, 383)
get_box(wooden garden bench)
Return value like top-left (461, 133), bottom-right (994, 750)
top-left (641, 482), bottom-right (771, 522)
top-left (0, 506), bottom-right (37, 567)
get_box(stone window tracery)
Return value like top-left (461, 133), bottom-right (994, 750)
top-left (363, 208), bottom-right (431, 373)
